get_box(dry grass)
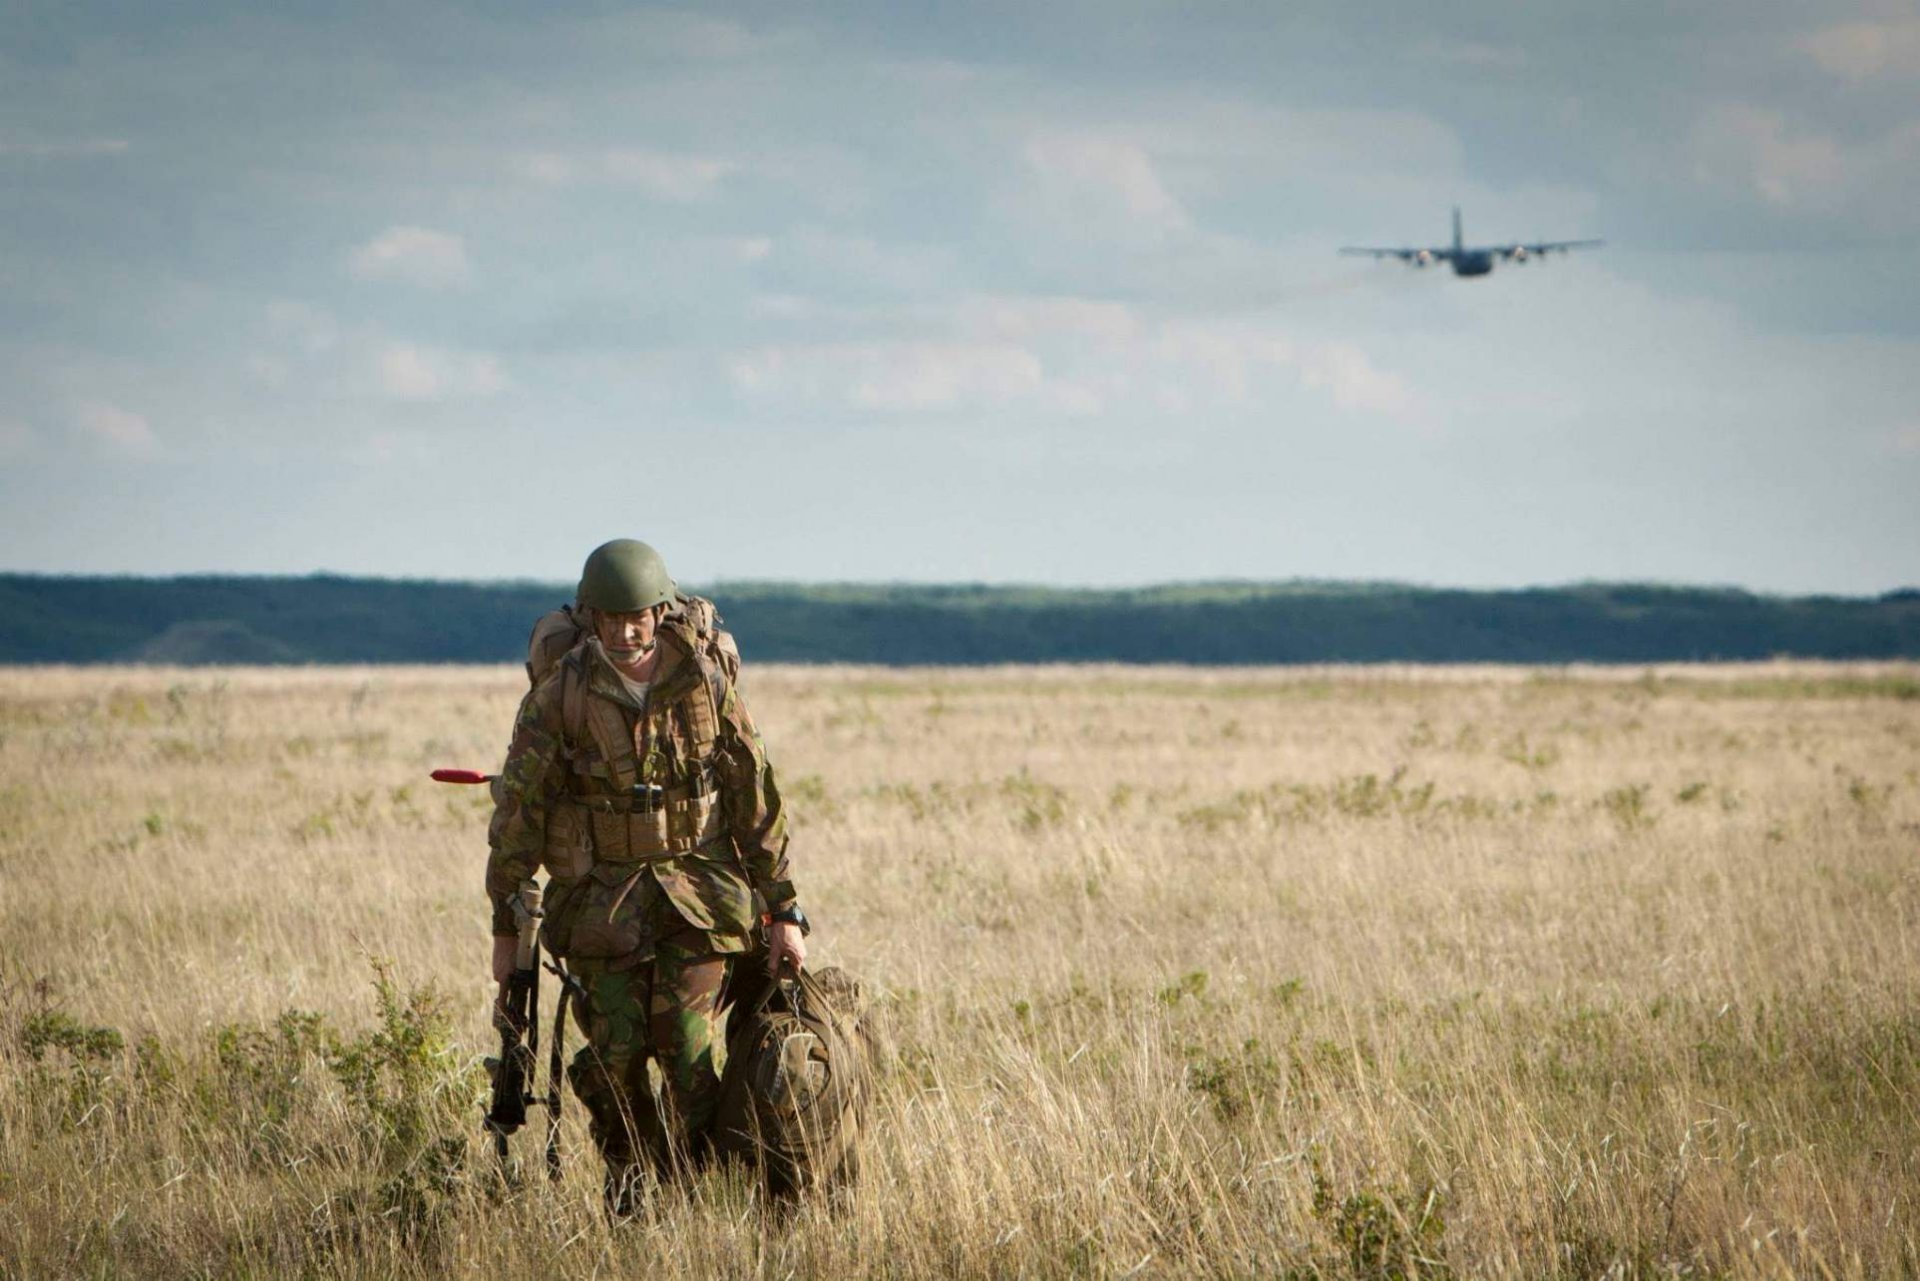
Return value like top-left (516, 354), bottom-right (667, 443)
top-left (1, 660), bottom-right (1916, 1279)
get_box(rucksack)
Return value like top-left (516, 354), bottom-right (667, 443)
top-left (712, 965), bottom-right (875, 1198)
top-left (523, 594), bottom-right (741, 688)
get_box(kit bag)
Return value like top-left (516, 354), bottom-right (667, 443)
top-left (711, 965), bottom-right (873, 1198)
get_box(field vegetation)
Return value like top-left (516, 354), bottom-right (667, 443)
top-left (1, 661), bottom-right (1916, 1278)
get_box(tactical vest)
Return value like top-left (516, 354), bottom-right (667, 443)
top-left (527, 599), bottom-right (743, 882)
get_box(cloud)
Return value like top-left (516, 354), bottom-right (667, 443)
top-left (0, 418), bottom-right (38, 461)
top-left (265, 300), bottom-right (340, 355)
top-left (725, 312), bottom-right (1417, 423)
top-left (349, 431), bottom-right (440, 466)
top-left (1804, 20), bottom-right (1920, 81)
top-left (1687, 103), bottom-right (1920, 229)
top-left (1021, 133), bottom-right (1192, 238)
top-left (1412, 40), bottom-right (1527, 70)
top-left (604, 148), bottom-right (734, 199)
top-left (572, 10), bottom-right (767, 62)
top-left (374, 344), bottom-right (507, 401)
top-left (0, 137), bottom-right (129, 158)
top-left (1150, 322), bottom-right (1419, 420)
top-left (1891, 424), bottom-right (1920, 456)
top-left (1690, 104), bottom-right (1846, 208)
top-left (1151, 323), bottom-right (1293, 406)
top-left (72, 402), bottom-right (157, 455)
top-left (348, 226), bottom-right (472, 287)
top-left (513, 148), bottom-right (734, 200)
top-left (730, 341), bottom-right (1048, 413)
top-left (959, 296), bottom-right (1139, 344)
top-left (1297, 343), bottom-right (1418, 418)
top-left (768, 229), bottom-right (956, 295)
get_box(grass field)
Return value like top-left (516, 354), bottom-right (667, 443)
top-left (1, 661), bottom-right (1916, 1278)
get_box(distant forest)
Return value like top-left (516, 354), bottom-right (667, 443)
top-left (4, 574), bottom-right (1919, 666)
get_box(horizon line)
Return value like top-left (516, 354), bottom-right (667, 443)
top-left (2, 569), bottom-right (1915, 601)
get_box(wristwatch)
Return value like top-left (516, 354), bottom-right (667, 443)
top-left (762, 904), bottom-right (810, 936)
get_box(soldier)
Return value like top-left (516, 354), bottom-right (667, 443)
top-left (485, 539), bottom-right (807, 1209)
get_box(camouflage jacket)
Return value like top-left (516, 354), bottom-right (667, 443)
top-left (485, 615), bottom-right (796, 958)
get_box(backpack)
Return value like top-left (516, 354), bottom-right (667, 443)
top-left (712, 965), bottom-right (875, 1198)
top-left (523, 594), bottom-right (741, 688)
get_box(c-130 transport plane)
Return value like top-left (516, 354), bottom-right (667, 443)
top-left (1341, 207), bottom-right (1601, 278)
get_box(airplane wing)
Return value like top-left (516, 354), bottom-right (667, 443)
top-left (1496, 239), bottom-right (1603, 260)
top-left (1339, 246), bottom-right (1450, 263)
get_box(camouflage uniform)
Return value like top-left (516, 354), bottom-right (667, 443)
top-left (485, 613), bottom-right (797, 1181)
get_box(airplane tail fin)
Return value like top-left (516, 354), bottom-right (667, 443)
top-left (1452, 206), bottom-right (1463, 252)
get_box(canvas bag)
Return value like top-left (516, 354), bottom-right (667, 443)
top-left (712, 965), bottom-right (873, 1198)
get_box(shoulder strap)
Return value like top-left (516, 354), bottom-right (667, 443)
top-left (560, 653), bottom-right (587, 749)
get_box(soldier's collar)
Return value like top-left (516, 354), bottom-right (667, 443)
top-left (579, 639), bottom-right (653, 711)
top-left (579, 624), bottom-right (701, 709)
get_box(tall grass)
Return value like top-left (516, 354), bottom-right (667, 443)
top-left (1, 661), bottom-right (1914, 1278)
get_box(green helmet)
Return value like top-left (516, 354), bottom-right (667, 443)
top-left (577, 539), bottom-right (675, 613)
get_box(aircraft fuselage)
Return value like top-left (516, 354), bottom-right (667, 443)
top-left (1341, 207), bottom-right (1601, 279)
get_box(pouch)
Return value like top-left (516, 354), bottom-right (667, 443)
top-left (588, 805), bottom-right (671, 862)
top-left (541, 799), bottom-right (593, 881)
top-left (549, 862), bottom-right (650, 960)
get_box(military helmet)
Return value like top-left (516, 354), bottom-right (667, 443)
top-left (577, 539), bottom-right (675, 614)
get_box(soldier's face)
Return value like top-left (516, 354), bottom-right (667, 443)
top-left (594, 607), bottom-right (659, 670)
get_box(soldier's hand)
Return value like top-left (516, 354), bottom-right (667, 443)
top-left (765, 921), bottom-right (806, 977)
top-left (491, 935), bottom-right (518, 984)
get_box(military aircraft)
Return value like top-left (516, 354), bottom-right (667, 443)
top-left (1340, 207), bottom-right (1601, 278)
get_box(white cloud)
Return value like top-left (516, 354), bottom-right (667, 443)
top-left (1688, 103), bottom-right (1920, 227)
top-left (603, 148), bottom-right (734, 199)
top-left (776, 229), bottom-right (957, 293)
top-left (247, 355), bottom-right (290, 387)
top-left (1412, 40), bottom-right (1527, 69)
top-left (960, 295), bottom-right (1139, 344)
top-left (1146, 321), bottom-right (1420, 420)
top-left (375, 344), bottom-right (507, 401)
top-left (513, 148), bottom-right (734, 201)
top-left (851, 344), bottom-right (1043, 412)
top-left (1804, 20), bottom-right (1920, 81)
top-left (0, 418), bottom-right (38, 460)
top-left (73, 402), bottom-right (157, 455)
top-left (348, 226), bottom-right (472, 288)
top-left (1691, 105), bottom-right (1846, 207)
top-left (730, 341), bottom-right (1047, 413)
top-left (513, 152), bottom-right (578, 185)
top-left (1022, 133), bottom-right (1191, 237)
top-left (266, 300), bottom-right (340, 354)
top-left (725, 314), bottom-right (1417, 423)
top-left (573, 11), bottom-right (766, 61)
top-left (1891, 424), bottom-right (1920, 456)
top-left (0, 137), bottom-right (129, 157)
top-left (1151, 323), bottom-right (1295, 406)
top-left (349, 432), bottom-right (440, 466)
top-left (1297, 343), bottom-right (1418, 418)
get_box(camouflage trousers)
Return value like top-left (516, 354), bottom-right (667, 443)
top-left (565, 930), bottom-right (729, 1183)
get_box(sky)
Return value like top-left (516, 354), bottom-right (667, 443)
top-left (2, 0), bottom-right (1917, 593)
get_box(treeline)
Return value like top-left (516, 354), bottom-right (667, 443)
top-left (2, 574), bottom-right (1917, 666)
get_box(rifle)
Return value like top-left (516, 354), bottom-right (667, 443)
top-left (487, 879), bottom-right (543, 1175)
top-left (435, 768), bottom-right (583, 1182)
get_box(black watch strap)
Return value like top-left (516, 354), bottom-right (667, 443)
top-left (765, 904), bottom-right (810, 936)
